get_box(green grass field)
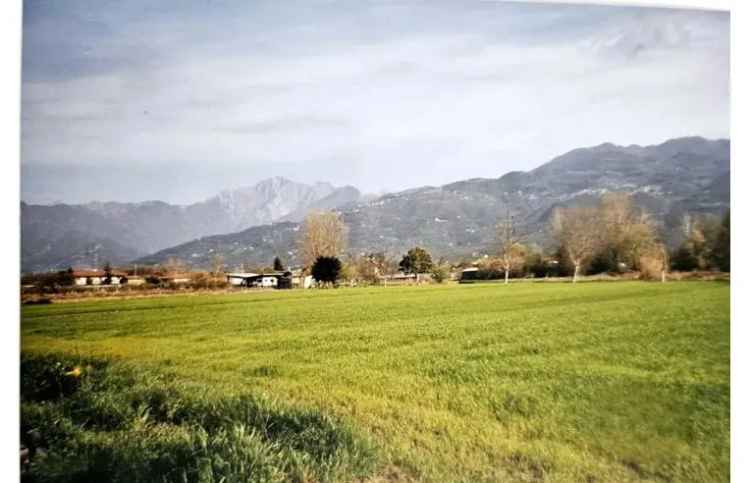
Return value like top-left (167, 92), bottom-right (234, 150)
top-left (21, 281), bottom-right (730, 482)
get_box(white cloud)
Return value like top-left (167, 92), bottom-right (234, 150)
top-left (21, 1), bottom-right (729, 203)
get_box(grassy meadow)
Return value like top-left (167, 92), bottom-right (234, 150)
top-left (21, 281), bottom-right (730, 482)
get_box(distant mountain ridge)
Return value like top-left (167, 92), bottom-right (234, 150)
top-left (22, 177), bottom-right (362, 272)
top-left (136, 136), bottom-right (730, 270)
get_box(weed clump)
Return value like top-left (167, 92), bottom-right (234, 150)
top-left (20, 353), bottom-right (378, 483)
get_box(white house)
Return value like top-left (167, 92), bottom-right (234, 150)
top-left (226, 272), bottom-right (259, 286)
top-left (259, 276), bottom-right (277, 288)
top-left (72, 270), bottom-right (126, 286)
top-left (226, 272), bottom-right (290, 288)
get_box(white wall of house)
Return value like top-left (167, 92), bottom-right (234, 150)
top-left (261, 277), bottom-right (277, 288)
top-left (73, 275), bottom-right (123, 286)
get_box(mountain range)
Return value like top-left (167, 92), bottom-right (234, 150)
top-left (21, 178), bottom-right (362, 272)
top-left (132, 136), bottom-right (730, 271)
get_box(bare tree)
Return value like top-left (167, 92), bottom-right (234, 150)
top-left (496, 211), bottom-right (526, 284)
top-left (210, 254), bottom-right (225, 277)
top-left (639, 242), bottom-right (670, 282)
top-left (298, 211), bottom-right (349, 268)
top-left (551, 206), bottom-right (602, 283)
top-left (352, 253), bottom-right (385, 285)
top-left (599, 193), bottom-right (658, 270)
top-left (376, 253), bottom-right (399, 287)
top-left (659, 243), bottom-right (670, 283)
top-left (164, 256), bottom-right (185, 275)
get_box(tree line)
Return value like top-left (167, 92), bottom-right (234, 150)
top-left (25, 194), bottom-right (729, 290)
top-left (294, 192), bottom-right (729, 287)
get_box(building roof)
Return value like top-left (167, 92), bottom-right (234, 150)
top-left (159, 273), bottom-right (192, 280)
top-left (228, 271), bottom-right (290, 278)
top-left (72, 270), bottom-right (127, 278)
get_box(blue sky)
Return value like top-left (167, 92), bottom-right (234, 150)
top-left (21, 1), bottom-right (730, 204)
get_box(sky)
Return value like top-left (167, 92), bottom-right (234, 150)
top-left (21, 0), bottom-right (730, 205)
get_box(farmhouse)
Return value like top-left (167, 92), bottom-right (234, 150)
top-left (72, 270), bottom-right (127, 286)
top-left (226, 271), bottom-right (292, 289)
top-left (226, 272), bottom-right (259, 286)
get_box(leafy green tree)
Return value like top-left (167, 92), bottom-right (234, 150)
top-left (711, 210), bottom-right (730, 272)
top-left (311, 256), bottom-right (342, 287)
top-left (523, 252), bottom-right (548, 278)
top-left (399, 247), bottom-right (433, 274)
top-left (588, 247), bottom-right (619, 274)
top-left (102, 262), bottom-right (113, 285)
top-left (273, 257), bottom-right (285, 272)
top-left (671, 244), bottom-right (699, 272)
top-left (56, 267), bottom-right (75, 286)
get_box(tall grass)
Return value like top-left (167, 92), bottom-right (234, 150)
top-left (20, 354), bottom-right (379, 483)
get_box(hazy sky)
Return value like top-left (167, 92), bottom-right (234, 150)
top-left (21, 0), bottom-right (729, 205)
